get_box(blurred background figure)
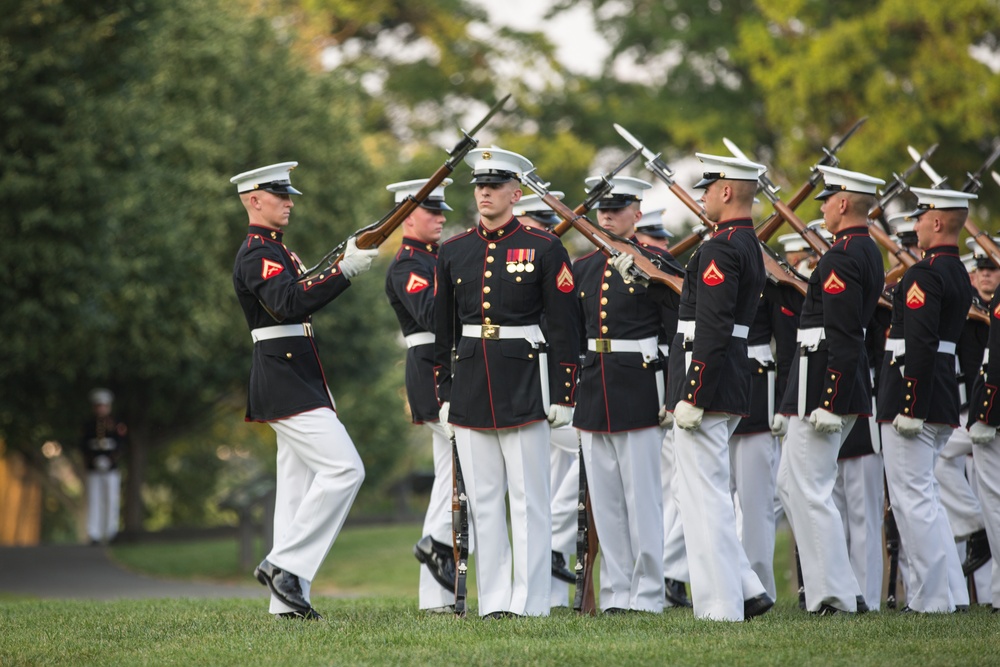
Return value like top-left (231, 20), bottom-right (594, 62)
top-left (80, 389), bottom-right (126, 545)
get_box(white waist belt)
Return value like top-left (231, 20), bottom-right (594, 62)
top-left (677, 321), bottom-right (749, 340)
top-left (884, 339), bottom-right (957, 356)
top-left (251, 323), bottom-right (313, 343)
top-left (461, 323), bottom-right (545, 345)
top-left (405, 332), bottom-right (435, 348)
top-left (587, 337), bottom-right (659, 362)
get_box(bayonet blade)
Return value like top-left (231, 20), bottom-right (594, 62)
top-left (613, 123), bottom-right (658, 164)
top-left (992, 170), bottom-right (1000, 189)
top-left (900, 143), bottom-right (938, 182)
top-left (464, 94), bottom-right (511, 138)
top-left (723, 137), bottom-right (779, 194)
top-left (828, 117), bottom-right (867, 156)
top-left (907, 145), bottom-right (947, 187)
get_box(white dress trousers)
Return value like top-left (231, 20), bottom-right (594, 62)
top-left (581, 428), bottom-right (664, 612)
top-left (777, 415), bottom-right (862, 612)
top-left (86, 469), bottom-right (121, 542)
top-left (973, 431), bottom-right (1000, 604)
top-left (675, 413), bottom-right (766, 621)
top-left (419, 420), bottom-right (456, 610)
top-left (730, 431), bottom-right (779, 600)
top-left (454, 421), bottom-right (552, 617)
top-left (882, 422), bottom-right (969, 612)
top-left (266, 407), bottom-right (365, 614)
top-left (660, 427), bottom-right (689, 590)
top-left (832, 453), bottom-right (884, 610)
top-left (549, 424), bottom-right (580, 608)
top-left (935, 413), bottom-right (985, 540)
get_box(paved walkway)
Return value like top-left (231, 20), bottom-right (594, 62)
top-left (0, 545), bottom-right (263, 600)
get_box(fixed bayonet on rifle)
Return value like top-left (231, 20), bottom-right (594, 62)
top-left (451, 435), bottom-right (469, 618)
top-left (962, 140), bottom-right (1000, 194)
top-left (613, 123), bottom-right (716, 255)
top-left (907, 145), bottom-right (949, 188)
top-left (868, 143), bottom-right (937, 225)
top-left (752, 118), bottom-right (867, 243)
top-left (992, 170), bottom-right (1000, 190)
top-left (551, 148), bottom-right (643, 238)
top-left (573, 439), bottom-right (597, 615)
top-left (522, 164), bottom-right (685, 294)
top-left (298, 94), bottom-right (511, 282)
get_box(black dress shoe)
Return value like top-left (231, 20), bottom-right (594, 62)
top-left (413, 536), bottom-right (457, 592)
top-left (954, 605), bottom-right (970, 613)
top-left (962, 528), bottom-right (991, 576)
top-left (254, 559), bottom-right (310, 614)
top-left (483, 611), bottom-right (520, 619)
top-left (603, 607), bottom-right (629, 615)
top-left (744, 593), bottom-right (774, 620)
top-left (797, 586), bottom-right (806, 611)
top-left (275, 608), bottom-right (323, 620)
top-left (551, 551), bottom-right (575, 584)
top-left (813, 603), bottom-right (850, 616)
top-left (664, 578), bottom-right (692, 608)
top-left (856, 596), bottom-right (869, 614)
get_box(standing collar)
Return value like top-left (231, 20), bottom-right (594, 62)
top-left (249, 224), bottom-right (283, 242)
top-left (402, 236), bottom-right (438, 254)
top-left (832, 225), bottom-right (870, 242)
top-left (712, 218), bottom-right (754, 235)
top-left (924, 245), bottom-right (959, 258)
top-left (478, 217), bottom-right (520, 241)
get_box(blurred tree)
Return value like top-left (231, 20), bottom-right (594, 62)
top-left (0, 0), bottom-right (408, 536)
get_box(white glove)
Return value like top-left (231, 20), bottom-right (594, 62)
top-left (673, 401), bottom-right (704, 431)
top-left (892, 413), bottom-right (925, 438)
top-left (770, 413), bottom-right (788, 437)
top-left (608, 252), bottom-right (634, 279)
top-left (438, 402), bottom-right (454, 440)
top-left (94, 455), bottom-right (111, 472)
top-left (338, 237), bottom-right (379, 280)
top-left (658, 405), bottom-right (674, 429)
top-left (547, 404), bottom-right (574, 429)
top-left (969, 420), bottom-right (998, 445)
top-left (809, 408), bottom-right (844, 434)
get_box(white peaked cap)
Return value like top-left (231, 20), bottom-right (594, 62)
top-left (230, 162), bottom-right (301, 194)
top-left (386, 178), bottom-right (453, 211)
top-left (465, 147), bottom-right (533, 184)
top-left (694, 153), bottom-right (766, 188)
top-left (815, 165), bottom-right (885, 199)
top-left (584, 176), bottom-right (653, 209)
top-left (909, 187), bottom-right (977, 215)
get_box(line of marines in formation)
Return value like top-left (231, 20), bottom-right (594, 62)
top-left (232, 138), bottom-right (1000, 621)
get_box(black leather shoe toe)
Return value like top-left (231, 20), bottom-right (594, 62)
top-left (414, 536), bottom-right (457, 592)
top-left (744, 593), bottom-right (774, 620)
top-left (962, 528), bottom-right (991, 576)
top-left (664, 578), bottom-right (692, 608)
top-left (551, 551), bottom-right (575, 584)
top-left (254, 559), bottom-right (310, 614)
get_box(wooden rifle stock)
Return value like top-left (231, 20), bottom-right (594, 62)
top-left (756, 179), bottom-right (821, 243)
top-left (552, 201), bottom-right (590, 238)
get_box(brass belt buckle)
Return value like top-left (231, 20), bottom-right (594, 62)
top-left (302, 322), bottom-right (313, 337)
top-left (481, 324), bottom-right (499, 340)
top-left (594, 339), bottom-right (611, 354)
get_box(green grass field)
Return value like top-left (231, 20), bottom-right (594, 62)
top-left (2, 524), bottom-right (998, 666)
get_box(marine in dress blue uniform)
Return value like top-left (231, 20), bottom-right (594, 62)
top-left (574, 176), bottom-right (681, 613)
top-left (232, 162), bottom-right (378, 619)
top-left (634, 207), bottom-right (674, 251)
top-left (81, 388), bottom-right (126, 545)
top-left (877, 187), bottom-right (976, 613)
top-left (935, 239), bottom-right (995, 598)
top-left (513, 193), bottom-right (583, 608)
top-left (665, 153), bottom-right (771, 621)
top-left (776, 166), bottom-right (885, 615)
top-left (433, 148), bottom-right (582, 617)
top-left (384, 178), bottom-right (458, 612)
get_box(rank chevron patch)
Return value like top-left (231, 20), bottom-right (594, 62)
top-left (702, 260), bottom-right (725, 286)
top-left (906, 281), bottom-right (926, 309)
top-left (823, 270), bottom-right (846, 295)
top-left (261, 258), bottom-right (284, 280)
top-left (994, 302), bottom-right (1000, 319)
top-left (405, 272), bottom-right (430, 294)
top-left (557, 263), bottom-right (574, 293)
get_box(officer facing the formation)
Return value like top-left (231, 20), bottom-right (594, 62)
top-left (434, 147), bottom-right (582, 618)
top-left (664, 153), bottom-right (771, 621)
top-left (776, 166), bottom-right (886, 615)
top-left (231, 162), bottom-right (378, 619)
top-left (512, 192), bottom-right (581, 606)
top-left (383, 178), bottom-right (458, 613)
top-left (878, 186), bottom-right (976, 613)
top-left (80, 388), bottom-right (126, 545)
top-left (577, 176), bottom-right (679, 613)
